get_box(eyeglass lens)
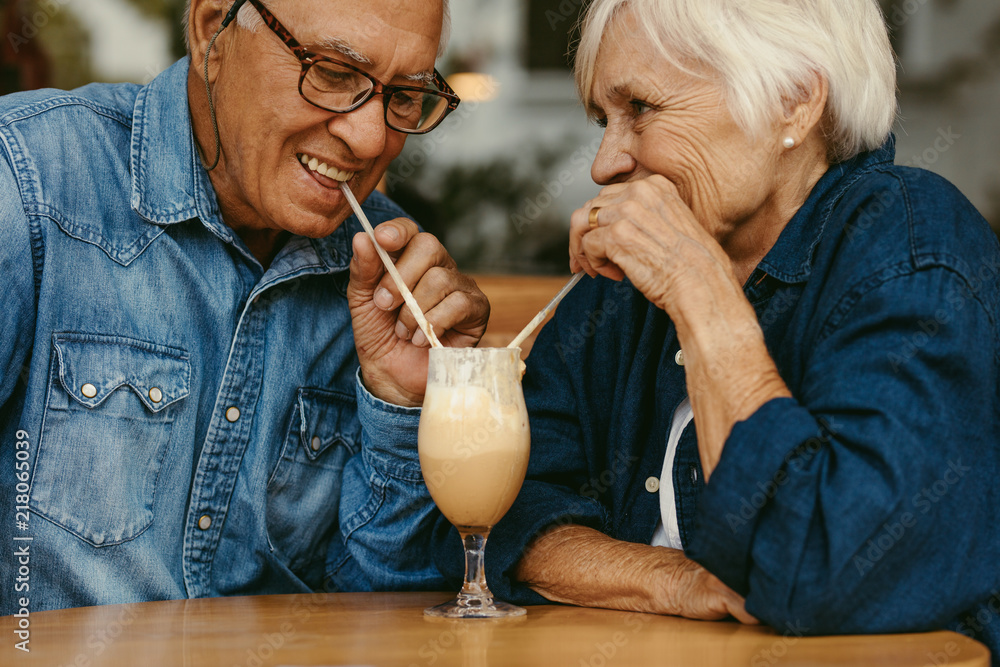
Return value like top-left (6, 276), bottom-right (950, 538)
top-left (304, 61), bottom-right (452, 132)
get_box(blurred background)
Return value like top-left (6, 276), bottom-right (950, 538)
top-left (2, 0), bottom-right (997, 273)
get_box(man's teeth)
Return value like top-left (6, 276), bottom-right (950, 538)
top-left (298, 154), bottom-right (355, 182)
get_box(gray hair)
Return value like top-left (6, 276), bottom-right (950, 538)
top-left (183, 0), bottom-right (451, 59)
top-left (575, 0), bottom-right (898, 163)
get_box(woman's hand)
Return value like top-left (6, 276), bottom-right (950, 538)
top-left (515, 524), bottom-right (757, 624)
top-left (663, 550), bottom-right (758, 623)
top-left (569, 175), bottom-right (741, 317)
top-left (569, 176), bottom-right (791, 479)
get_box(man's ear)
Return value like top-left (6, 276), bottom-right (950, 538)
top-left (188, 0), bottom-right (235, 80)
top-left (783, 72), bottom-right (829, 142)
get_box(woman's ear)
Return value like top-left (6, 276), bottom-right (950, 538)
top-left (784, 73), bottom-right (830, 142)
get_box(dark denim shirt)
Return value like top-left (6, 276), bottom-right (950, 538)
top-left (0, 58), bottom-right (440, 612)
top-left (435, 139), bottom-right (1000, 659)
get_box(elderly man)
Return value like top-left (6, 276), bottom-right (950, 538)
top-left (0, 0), bottom-right (484, 611)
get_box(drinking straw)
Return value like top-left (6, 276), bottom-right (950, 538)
top-left (507, 272), bottom-right (585, 350)
top-left (340, 182), bottom-right (443, 349)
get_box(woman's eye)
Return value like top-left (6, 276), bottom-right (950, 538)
top-left (593, 116), bottom-right (608, 129)
top-left (630, 100), bottom-right (652, 116)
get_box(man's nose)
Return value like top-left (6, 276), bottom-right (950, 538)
top-left (328, 94), bottom-right (388, 160)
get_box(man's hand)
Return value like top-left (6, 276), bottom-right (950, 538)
top-left (515, 524), bottom-right (757, 624)
top-left (347, 217), bottom-right (489, 407)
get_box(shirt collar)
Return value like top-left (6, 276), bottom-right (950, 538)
top-left (129, 56), bottom-right (354, 273)
top-left (130, 57), bottom-right (219, 230)
top-left (755, 136), bottom-right (897, 284)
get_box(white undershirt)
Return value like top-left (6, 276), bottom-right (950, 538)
top-left (650, 397), bottom-right (693, 551)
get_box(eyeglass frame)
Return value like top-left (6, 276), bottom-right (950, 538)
top-left (241, 0), bottom-right (461, 135)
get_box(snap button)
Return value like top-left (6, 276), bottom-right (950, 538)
top-left (198, 515), bottom-right (212, 530)
top-left (690, 466), bottom-right (699, 484)
top-left (675, 349), bottom-right (685, 366)
top-left (148, 387), bottom-right (163, 403)
top-left (645, 476), bottom-right (660, 493)
top-left (225, 406), bottom-right (241, 422)
top-left (310, 436), bottom-right (322, 452)
top-left (81, 383), bottom-right (97, 398)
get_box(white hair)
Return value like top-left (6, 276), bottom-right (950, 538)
top-left (575, 0), bottom-right (898, 163)
top-left (183, 0), bottom-right (451, 59)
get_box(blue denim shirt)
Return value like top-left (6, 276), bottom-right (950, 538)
top-left (0, 58), bottom-right (442, 612)
top-left (433, 139), bottom-right (1000, 659)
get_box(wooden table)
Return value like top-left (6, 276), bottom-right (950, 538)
top-left (1, 592), bottom-right (989, 666)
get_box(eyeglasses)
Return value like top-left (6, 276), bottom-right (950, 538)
top-left (245, 0), bottom-right (460, 134)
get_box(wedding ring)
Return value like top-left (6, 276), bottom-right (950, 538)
top-left (588, 207), bottom-right (601, 229)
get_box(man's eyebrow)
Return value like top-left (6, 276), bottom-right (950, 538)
top-left (312, 36), bottom-right (373, 65)
top-left (311, 36), bottom-right (434, 85)
top-left (403, 71), bottom-right (435, 85)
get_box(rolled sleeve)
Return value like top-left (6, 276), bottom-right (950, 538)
top-left (354, 368), bottom-right (423, 478)
top-left (688, 397), bottom-right (825, 590)
top-left (688, 266), bottom-right (1000, 636)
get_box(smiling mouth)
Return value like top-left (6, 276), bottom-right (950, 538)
top-left (298, 153), bottom-right (356, 182)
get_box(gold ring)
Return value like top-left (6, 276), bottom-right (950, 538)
top-left (588, 207), bottom-right (601, 229)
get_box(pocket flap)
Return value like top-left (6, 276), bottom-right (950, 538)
top-left (296, 388), bottom-right (360, 461)
top-left (53, 333), bottom-right (191, 412)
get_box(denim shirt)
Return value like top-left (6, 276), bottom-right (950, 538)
top-left (433, 139), bottom-right (1000, 659)
top-left (0, 57), bottom-right (443, 612)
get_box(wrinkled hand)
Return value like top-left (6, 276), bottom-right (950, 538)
top-left (659, 553), bottom-right (758, 624)
top-left (569, 175), bottom-right (742, 316)
top-left (348, 218), bottom-right (489, 407)
top-left (570, 176), bottom-right (790, 481)
top-left (515, 524), bottom-right (756, 625)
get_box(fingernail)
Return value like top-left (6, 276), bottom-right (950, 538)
top-left (380, 226), bottom-right (399, 242)
top-left (395, 320), bottom-right (411, 340)
top-left (374, 288), bottom-right (394, 310)
top-left (412, 329), bottom-right (427, 347)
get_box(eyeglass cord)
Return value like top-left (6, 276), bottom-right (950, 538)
top-left (201, 24), bottom-right (225, 172)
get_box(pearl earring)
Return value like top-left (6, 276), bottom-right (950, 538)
top-left (783, 137), bottom-right (796, 149)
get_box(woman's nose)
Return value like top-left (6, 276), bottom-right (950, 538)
top-left (590, 128), bottom-right (637, 185)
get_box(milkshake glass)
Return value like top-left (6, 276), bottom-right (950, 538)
top-left (418, 347), bottom-right (530, 618)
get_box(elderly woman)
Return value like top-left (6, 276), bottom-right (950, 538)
top-left (432, 0), bottom-right (1000, 654)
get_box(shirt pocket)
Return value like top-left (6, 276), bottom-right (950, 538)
top-left (266, 387), bottom-right (359, 588)
top-left (31, 333), bottom-right (190, 546)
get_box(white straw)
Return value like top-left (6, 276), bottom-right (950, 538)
top-left (340, 182), bottom-right (443, 349)
top-left (507, 272), bottom-right (585, 350)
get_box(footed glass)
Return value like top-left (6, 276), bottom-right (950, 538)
top-left (418, 347), bottom-right (530, 618)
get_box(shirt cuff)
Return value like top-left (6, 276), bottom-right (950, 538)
top-left (687, 397), bottom-right (825, 593)
top-left (354, 368), bottom-right (423, 480)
